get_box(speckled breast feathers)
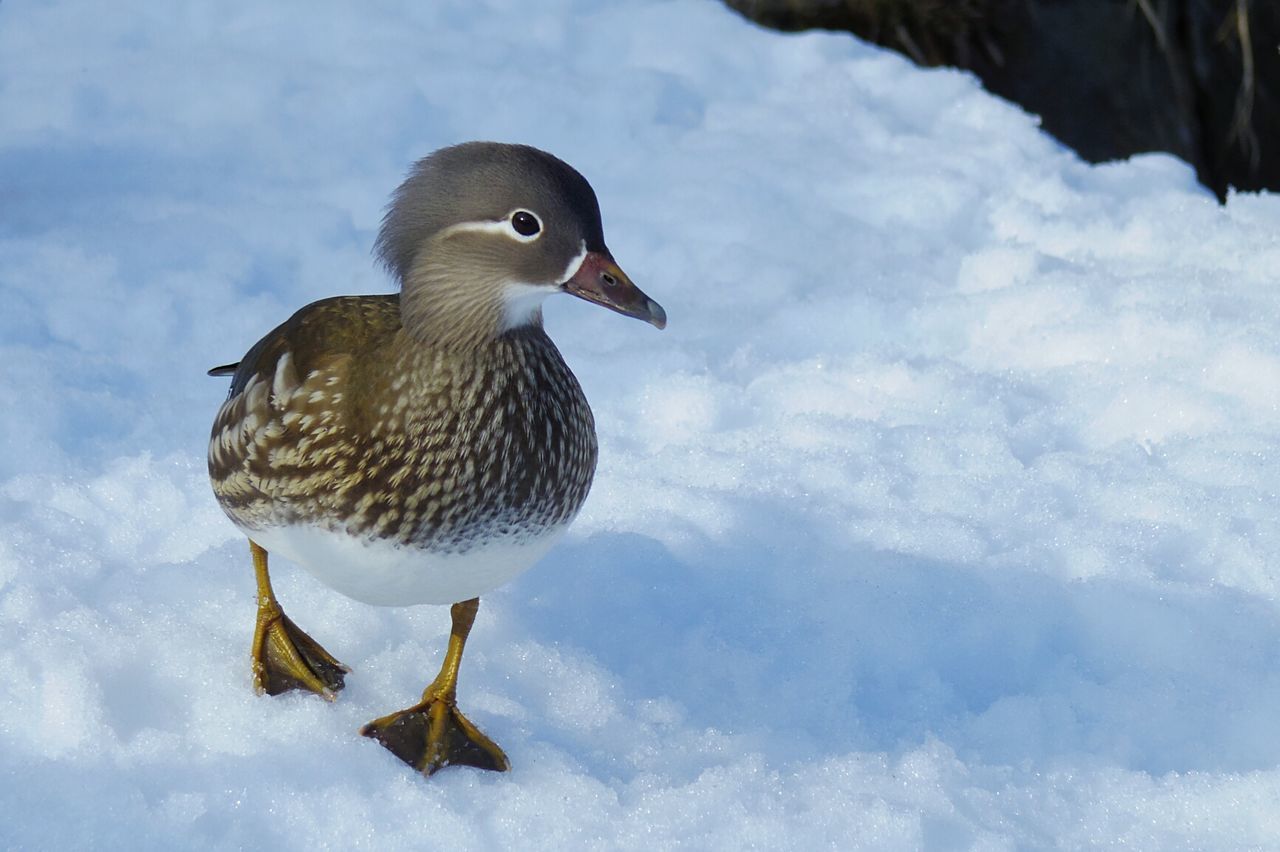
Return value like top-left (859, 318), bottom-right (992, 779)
top-left (209, 300), bottom-right (597, 553)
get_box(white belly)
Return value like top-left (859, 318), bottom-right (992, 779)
top-left (245, 523), bottom-right (568, 606)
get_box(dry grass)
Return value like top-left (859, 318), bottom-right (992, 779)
top-left (839, 0), bottom-right (994, 65)
top-left (1129, 0), bottom-right (1260, 170)
top-left (727, 0), bottom-right (1000, 66)
top-left (730, 0), bottom-right (1269, 193)
top-left (1222, 0), bottom-right (1259, 169)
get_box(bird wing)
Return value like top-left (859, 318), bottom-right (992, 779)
top-left (210, 295), bottom-right (402, 399)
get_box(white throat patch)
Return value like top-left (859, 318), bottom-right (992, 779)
top-left (499, 241), bottom-right (588, 331)
top-left (501, 282), bottom-right (559, 330)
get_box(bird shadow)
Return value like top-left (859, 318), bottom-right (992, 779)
top-left (509, 524), bottom-right (1280, 777)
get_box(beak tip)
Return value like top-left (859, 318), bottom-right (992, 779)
top-left (565, 251), bottom-right (666, 329)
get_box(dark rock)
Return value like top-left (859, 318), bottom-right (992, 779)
top-left (725, 0), bottom-right (1279, 200)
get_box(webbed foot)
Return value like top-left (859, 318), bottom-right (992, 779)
top-left (246, 539), bottom-right (348, 699)
top-left (252, 601), bottom-right (350, 699)
top-left (360, 597), bottom-right (508, 776)
top-left (360, 693), bottom-right (509, 775)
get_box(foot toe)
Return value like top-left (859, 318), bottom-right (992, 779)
top-left (254, 611), bottom-right (348, 698)
top-left (361, 701), bottom-right (509, 776)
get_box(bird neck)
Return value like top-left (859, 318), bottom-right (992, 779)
top-left (399, 266), bottom-right (544, 352)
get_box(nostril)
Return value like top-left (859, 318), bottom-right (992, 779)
top-left (601, 272), bottom-right (618, 288)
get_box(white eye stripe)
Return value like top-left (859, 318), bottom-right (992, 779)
top-left (439, 219), bottom-right (517, 238)
top-left (439, 210), bottom-right (544, 243)
top-left (559, 241), bottom-right (587, 283)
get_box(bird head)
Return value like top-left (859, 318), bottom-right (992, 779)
top-left (377, 142), bottom-right (666, 349)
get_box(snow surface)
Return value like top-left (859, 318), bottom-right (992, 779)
top-left (3, 0), bottom-right (1280, 848)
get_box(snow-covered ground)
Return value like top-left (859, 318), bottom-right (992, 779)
top-left (3, 0), bottom-right (1280, 847)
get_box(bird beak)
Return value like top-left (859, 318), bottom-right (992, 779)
top-left (563, 251), bottom-right (666, 330)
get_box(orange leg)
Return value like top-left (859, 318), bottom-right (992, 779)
top-left (360, 598), bottom-right (510, 775)
top-left (249, 540), bottom-right (349, 699)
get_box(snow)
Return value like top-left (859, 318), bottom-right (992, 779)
top-left (3, 0), bottom-right (1280, 847)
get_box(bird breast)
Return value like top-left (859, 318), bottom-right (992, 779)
top-left (209, 328), bottom-right (598, 553)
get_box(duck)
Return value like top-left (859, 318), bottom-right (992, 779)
top-left (207, 141), bottom-right (665, 775)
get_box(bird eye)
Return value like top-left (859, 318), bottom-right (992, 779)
top-left (510, 210), bottom-right (541, 239)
